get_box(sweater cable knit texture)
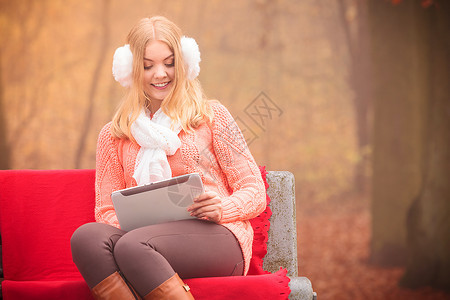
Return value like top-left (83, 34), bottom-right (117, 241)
top-left (95, 101), bottom-right (266, 275)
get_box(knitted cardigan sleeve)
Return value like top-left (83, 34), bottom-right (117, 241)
top-left (94, 122), bottom-right (125, 228)
top-left (211, 103), bottom-right (267, 223)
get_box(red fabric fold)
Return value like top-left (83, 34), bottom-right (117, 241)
top-left (1, 280), bottom-right (93, 300)
top-left (0, 167), bottom-right (291, 299)
top-left (1, 269), bottom-right (291, 300)
top-left (186, 268), bottom-right (291, 300)
top-left (248, 166), bottom-right (273, 275)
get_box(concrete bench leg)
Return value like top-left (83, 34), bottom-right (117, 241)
top-left (264, 171), bottom-right (317, 300)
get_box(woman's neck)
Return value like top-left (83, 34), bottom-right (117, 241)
top-left (146, 99), bottom-right (163, 117)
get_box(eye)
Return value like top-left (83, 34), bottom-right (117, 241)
top-left (144, 65), bottom-right (153, 70)
top-left (165, 62), bottom-right (174, 67)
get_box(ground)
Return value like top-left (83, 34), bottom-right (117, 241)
top-left (297, 196), bottom-right (450, 300)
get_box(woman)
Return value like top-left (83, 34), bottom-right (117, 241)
top-left (71, 16), bottom-right (266, 300)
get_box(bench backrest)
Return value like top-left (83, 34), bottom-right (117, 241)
top-left (0, 169), bottom-right (95, 281)
top-left (0, 169), bottom-right (298, 281)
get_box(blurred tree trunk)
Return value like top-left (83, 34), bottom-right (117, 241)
top-left (369, 0), bottom-right (428, 266)
top-left (370, 0), bottom-right (450, 290)
top-left (400, 1), bottom-right (450, 290)
top-left (74, 0), bottom-right (110, 168)
top-left (337, 0), bottom-right (372, 195)
top-left (3, 1), bottom-right (45, 157)
top-left (0, 59), bottom-right (11, 170)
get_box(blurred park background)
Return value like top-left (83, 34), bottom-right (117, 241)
top-left (0, 0), bottom-right (449, 299)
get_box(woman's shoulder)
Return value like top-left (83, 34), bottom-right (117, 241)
top-left (98, 122), bottom-right (114, 141)
top-left (97, 122), bottom-right (120, 150)
top-left (209, 99), bottom-right (226, 113)
top-left (208, 100), bottom-right (234, 124)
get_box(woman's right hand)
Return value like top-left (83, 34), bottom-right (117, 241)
top-left (187, 191), bottom-right (223, 223)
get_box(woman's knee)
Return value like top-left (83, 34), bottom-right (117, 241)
top-left (71, 222), bottom-right (124, 258)
top-left (71, 222), bottom-right (97, 255)
top-left (70, 223), bottom-right (126, 288)
top-left (113, 230), bottom-right (147, 260)
top-left (113, 228), bottom-right (175, 295)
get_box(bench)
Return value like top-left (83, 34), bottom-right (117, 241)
top-left (0, 169), bottom-right (316, 299)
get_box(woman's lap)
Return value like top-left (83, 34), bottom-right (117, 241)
top-left (71, 219), bottom-right (243, 295)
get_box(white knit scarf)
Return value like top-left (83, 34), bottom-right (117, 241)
top-left (131, 109), bottom-right (181, 185)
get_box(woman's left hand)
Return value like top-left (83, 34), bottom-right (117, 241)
top-left (187, 190), bottom-right (222, 223)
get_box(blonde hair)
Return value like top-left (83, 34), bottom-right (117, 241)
top-left (111, 16), bottom-right (212, 140)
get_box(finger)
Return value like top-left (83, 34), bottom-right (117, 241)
top-left (189, 202), bottom-right (222, 218)
top-left (188, 198), bottom-right (221, 211)
top-left (194, 191), bottom-right (218, 202)
top-left (190, 204), bottom-right (218, 215)
top-left (195, 209), bottom-right (222, 223)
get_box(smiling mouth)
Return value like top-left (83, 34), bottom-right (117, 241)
top-left (152, 82), bottom-right (170, 89)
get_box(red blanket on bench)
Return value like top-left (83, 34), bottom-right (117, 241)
top-left (0, 167), bottom-right (290, 299)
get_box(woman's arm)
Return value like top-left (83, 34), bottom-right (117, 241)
top-left (94, 123), bottom-right (126, 228)
top-left (209, 102), bottom-right (267, 223)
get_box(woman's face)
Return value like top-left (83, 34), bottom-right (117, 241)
top-left (142, 40), bottom-right (175, 107)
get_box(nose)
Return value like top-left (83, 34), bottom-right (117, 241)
top-left (154, 64), bottom-right (167, 79)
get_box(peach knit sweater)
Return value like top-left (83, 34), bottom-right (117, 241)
top-left (94, 101), bottom-right (266, 275)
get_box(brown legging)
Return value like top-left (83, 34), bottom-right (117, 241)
top-left (70, 219), bottom-right (244, 297)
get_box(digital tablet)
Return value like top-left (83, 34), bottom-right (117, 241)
top-left (111, 173), bottom-right (204, 231)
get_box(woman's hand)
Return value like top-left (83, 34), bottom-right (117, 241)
top-left (187, 191), bottom-right (222, 223)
